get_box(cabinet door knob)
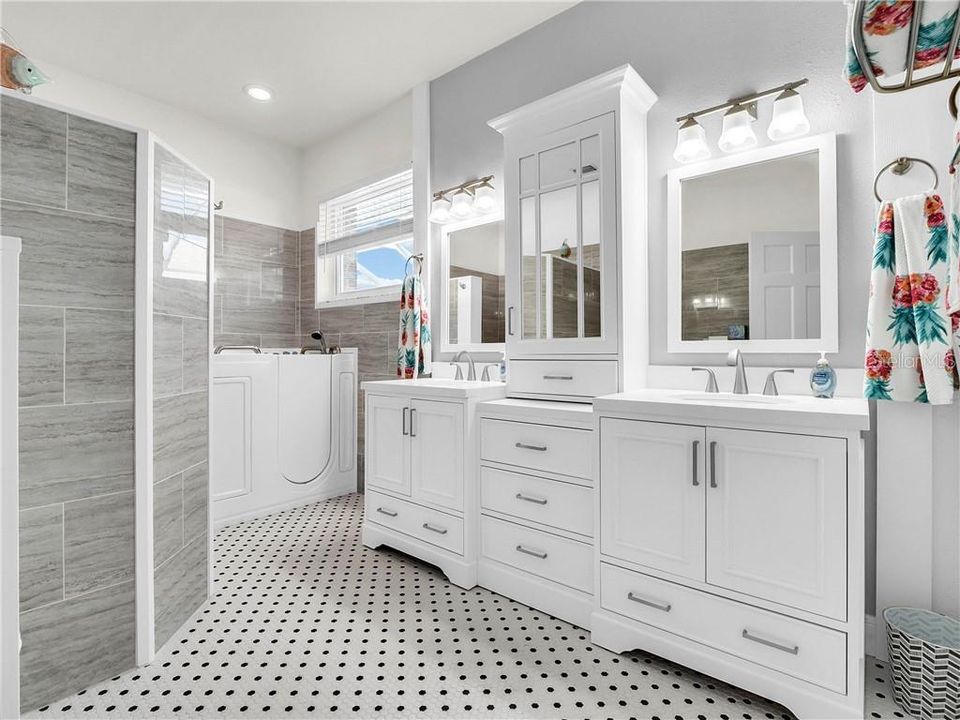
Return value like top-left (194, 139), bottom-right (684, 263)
top-left (515, 492), bottom-right (548, 505)
top-left (627, 592), bottom-right (672, 613)
top-left (422, 522), bottom-right (447, 535)
top-left (516, 545), bottom-right (548, 559)
top-left (709, 441), bottom-right (718, 488)
top-left (741, 629), bottom-right (799, 655)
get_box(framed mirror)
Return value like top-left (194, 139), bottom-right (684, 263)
top-left (666, 132), bottom-right (838, 353)
top-left (440, 214), bottom-right (506, 353)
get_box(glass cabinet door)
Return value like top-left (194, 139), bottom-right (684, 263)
top-left (513, 113), bottom-right (615, 351)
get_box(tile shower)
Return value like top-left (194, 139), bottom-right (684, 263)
top-left (1, 94), bottom-right (211, 712)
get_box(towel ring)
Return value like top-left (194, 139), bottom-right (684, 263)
top-left (404, 253), bottom-right (423, 277)
top-left (950, 80), bottom-right (960, 120)
top-left (873, 157), bottom-right (939, 203)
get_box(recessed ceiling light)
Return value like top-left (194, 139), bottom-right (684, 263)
top-left (244, 85), bottom-right (273, 102)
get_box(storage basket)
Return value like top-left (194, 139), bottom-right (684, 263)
top-left (884, 607), bottom-right (960, 720)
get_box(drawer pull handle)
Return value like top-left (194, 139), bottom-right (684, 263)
top-left (422, 522), bottom-right (448, 535)
top-left (542, 374), bottom-right (574, 380)
top-left (627, 592), bottom-right (672, 613)
top-left (516, 493), bottom-right (548, 505)
top-left (376, 507), bottom-right (398, 517)
top-left (515, 442), bottom-right (548, 452)
top-left (515, 544), bottom-right (548, 559)
top-left (741, 629), bottom-right (799, 655)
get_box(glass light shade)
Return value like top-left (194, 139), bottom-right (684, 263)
top-left (718, 105), bottom-right (757, 153)
top-left (673, 118), bottom-right (711, 163)
top-left (244, 84), bottom-right (273, 102)
top-left (767, 89), bottom-right (810, 141)
top-left (473, 183), bottom-right (497, 213)
top-left (428, 195), bottom-right (451, 224)
top-left (450, 189), bottom-right (474, 218)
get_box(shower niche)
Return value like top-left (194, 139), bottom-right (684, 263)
top-left (1, 90), bottom-right (214, 713)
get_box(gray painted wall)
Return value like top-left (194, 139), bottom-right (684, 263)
top-left (430, 0), bottom-right (874, 369)
top-left (2, 94), bottom-right (137, 712)
top-left (430, 1), bottom-right (878, 612)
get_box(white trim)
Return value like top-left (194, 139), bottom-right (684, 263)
top-left (1, 236), bottom-right (22, 720)
top-left (134, 132), bottom-right (156, 665)
top-left (864, 613), bottom-right (883, 660)
top-left (666, 131), bottom-right (839, 355)
top-left (438, 213), bottom-right (505, 356)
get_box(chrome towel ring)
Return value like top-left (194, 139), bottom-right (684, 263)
top-left (873, 157), bottom-right (939, 203)
top-left (404, 253), bottom-right (424, 278)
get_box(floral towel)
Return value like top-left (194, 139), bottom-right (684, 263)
top-left (845, 0), bottom-right (960, 93)
top-left (865, 194), bottom-right (959, 404)
top-left (396, 274), bottom-right (432, 379)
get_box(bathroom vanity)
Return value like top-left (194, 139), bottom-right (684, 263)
top-left (361, 378), bottom-right (506, 588)
top-left (590, 390), bottom-right (869, 720)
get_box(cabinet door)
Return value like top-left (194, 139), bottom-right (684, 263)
top-left (365, 394), bottom-right (410, 496)
top-left (505, 112), bottom-right (618, 357)
top-left (600, 418), bottom-right (706, 581)
top-left (409, 398), bottom-right (464, 511)
top-left (705, 428), bottom-right (847, 620)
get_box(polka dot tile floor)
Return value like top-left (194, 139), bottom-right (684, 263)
top-left (28, 493), bottom-right (909, 719)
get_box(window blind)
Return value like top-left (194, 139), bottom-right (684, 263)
top-left (318, 168), bottom-right (413, 256)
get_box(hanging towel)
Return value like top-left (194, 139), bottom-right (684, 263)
top-left (865, 194), bottom-right (959, 404)
top-left (947, 114), bottom-right (960, 319)
top-left (845, 0), bottom-right (960, 93)
top-left (396, 274), bottom-right (432, 379)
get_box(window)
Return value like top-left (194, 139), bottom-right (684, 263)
top-left (315, 168), bottom-right (414, 305)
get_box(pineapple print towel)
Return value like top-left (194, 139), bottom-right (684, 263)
top-left (845, 0), bottom-right (960, 93)
top-left (397, 274), bottom-right (432, 379)
top-left (865, 194), bottom-right (959, 404)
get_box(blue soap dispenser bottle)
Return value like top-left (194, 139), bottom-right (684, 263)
top-left (810, 352), bottom-right (837, 398)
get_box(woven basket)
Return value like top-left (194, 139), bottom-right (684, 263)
top-left (884, 607), bottom-right (960, 720)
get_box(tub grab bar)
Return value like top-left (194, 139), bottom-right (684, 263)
top-left (214, 345), bottom-right (261, 354)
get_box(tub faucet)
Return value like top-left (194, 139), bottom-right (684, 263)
top-left (309, 330), bottom-right (327, 355)
top-left (727, 349), bottom-right (748, 394)
top-left (452, 350), bottom-right (476, 381)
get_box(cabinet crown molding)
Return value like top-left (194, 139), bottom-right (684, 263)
top-left (487, 64), bottom-right (657, 135)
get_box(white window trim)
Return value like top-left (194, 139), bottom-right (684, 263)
top-left (314, 164), bottom-right (413, 309)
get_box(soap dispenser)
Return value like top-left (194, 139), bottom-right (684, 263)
top-left (810, 352), bottom-right (837, 398)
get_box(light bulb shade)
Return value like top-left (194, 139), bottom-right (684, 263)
top-left (718, 105), bottom-right (757, 154)
top-left (428, 195), bottom-right (451, 224)
top-left (767, 89), bottom-right (810, 141)
top-left (450, 189), bottom-right (474, 218)
top-left (473, 183), bottom-right (497, 213)
top-left (673, 118), bottom-right (711, 164)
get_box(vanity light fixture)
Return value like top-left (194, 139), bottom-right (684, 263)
top-left (429, 175), bottom-right (496, 224)
top-left (718, 103), bottom-right (758, 154)
top-left (673, 78), bottom-right (809, 162)
top-left (244, 84), bottom-right (273, 102)
top-left (673, 117), bottom-right (711, 163)
top-left (767, 87), bottom-right (810, 141)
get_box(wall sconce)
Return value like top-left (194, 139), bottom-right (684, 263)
top-left (674, 78), bottom-right (809, 162)
top-left (429, 175), bottom-right (497, 224)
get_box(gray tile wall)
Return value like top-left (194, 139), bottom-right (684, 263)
top-left (1, 95), bottom-right (137, 712)
top-left (152, 144), bottom-right (211, 650)
top-left (681, 244), bottom-right (750, 341)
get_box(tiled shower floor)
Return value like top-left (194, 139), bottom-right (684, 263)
top-left (27, 493), bottom-right (908, 719)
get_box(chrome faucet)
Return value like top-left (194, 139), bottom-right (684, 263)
top-left (727, 348), bottom-right (748, 394)
top-left (452, 350), bottom-right (476, 381)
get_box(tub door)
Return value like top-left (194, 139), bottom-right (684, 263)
top-left (409, 399), bottom-right (464, 512)
top-left (365, 394), bottom-right (411, 496)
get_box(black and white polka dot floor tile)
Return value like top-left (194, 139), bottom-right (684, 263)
top-left (27, 494), bottom-right (909, 719)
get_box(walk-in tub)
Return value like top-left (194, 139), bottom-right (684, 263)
top-left (210, 348), bottom-right (357, 526)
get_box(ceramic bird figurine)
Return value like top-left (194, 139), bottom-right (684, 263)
top-left (559, 239), bottom-right (572, 258)
top-left (1, 41), bottom-right (49, 94)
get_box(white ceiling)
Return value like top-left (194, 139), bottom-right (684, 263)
top-left (3, 1), bottom-right (572, 148)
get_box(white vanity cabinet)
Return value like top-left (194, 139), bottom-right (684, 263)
top-left (361, 380), bottom-right (505, 589)
top-left (476, 399), bottom-right (595, 627)
top-left (592, 391), bottom-right (869, 720)
top-left (489, 65), bottom-right (657, 400)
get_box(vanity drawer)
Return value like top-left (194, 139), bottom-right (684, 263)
top-left (481, 516), bottom-right (592, 593)
top-left (366, 491), bottom-right (464, 555)
top-left (600, 563), bottom-right (847, 694)
top-left (481, 418), bottom-right (592, 480)
top-left (508, 359), bottom-right (619, 399)
top-left (480, 466), bottom-right (593, 537)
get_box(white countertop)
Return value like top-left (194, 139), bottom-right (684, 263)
top-left (478, 397), bottom-right (595, 429)
top-left (594, 389), bottom-right (870, 433)
top-left (361, 378), bottom-right (508, 401)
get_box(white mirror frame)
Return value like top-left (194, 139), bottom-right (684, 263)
top-left (439, 213), bottom-right (505, 355)
top-left (666, 131), bottom-right (838, 354)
